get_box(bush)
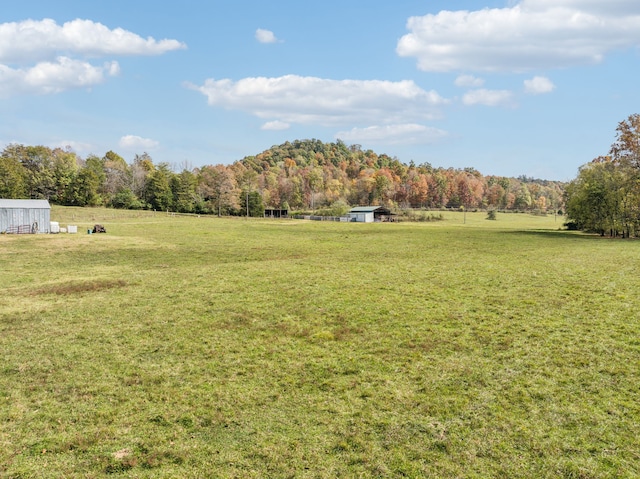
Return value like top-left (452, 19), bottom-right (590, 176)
top-left (400, 209), bottom-right (444, 222)
top-left (564, 221), bottom-right (580, 231)
top-left (110, 188), bottom-right (145, 210)
top-left (312, 200), bottom-right (350, 217)
top-left (486, 210), bottom-right (497, 220)
top-left (327, 200), bottom-right (350, 217)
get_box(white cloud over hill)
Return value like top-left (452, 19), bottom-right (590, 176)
top-left (119, 135), bottom-right (159, 150)
top-left (189, 75), bottom-right (448, 127)
top-left (335, 124), bottom-right (448, 145)
top-left (397, 0), bottom-right (640, 72)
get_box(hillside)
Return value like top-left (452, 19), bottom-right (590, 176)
top-left (1, 140), bottom-right (565, 215)
top-left (237, 139), bottom-right (564, 211)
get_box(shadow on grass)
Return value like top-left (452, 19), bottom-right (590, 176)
top-left (504, 229), bottom-right (624, 241)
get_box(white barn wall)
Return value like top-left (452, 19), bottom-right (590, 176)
top-left (0, 199), bottom-right (51, 233)
top-left (348, 212), bottom-right (374, 223)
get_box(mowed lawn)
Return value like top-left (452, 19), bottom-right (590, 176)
top-left (1, 208), bottom-right (639, 478)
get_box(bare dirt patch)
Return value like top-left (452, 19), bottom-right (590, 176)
top-left (31, 279), bottom-right (127, 296)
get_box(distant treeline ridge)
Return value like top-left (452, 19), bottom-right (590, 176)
top-left (0, 138), bottom-right (565, 216)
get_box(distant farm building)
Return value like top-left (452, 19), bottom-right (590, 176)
top-left (264, 208), bottom-right (288, 218)
top-left (348, 206), bottom-right (393, 223)
top-left (0, 199), bottom-right (51, 234)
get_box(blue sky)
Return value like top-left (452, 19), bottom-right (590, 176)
top-left (2, 0), bottom-right (639, 180)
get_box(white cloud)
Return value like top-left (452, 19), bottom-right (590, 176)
top-left (0, 18), bottom-right (184, 96)
top-left (107, 62), bottom-right (121, 76)
top-left (0, 57), bottom-right (119, 97)
top-left (397, 0), bottom-right (640, 72)
top-left (188, 75), bottom-right (448, 127)
top-left (118, 135), bottom-right (159, 150)
top-left (0, 18), bottom-right (186, 64)
top-left (522, 0), bottom-right (640, 15)
top-left (524, 75), bottom-right (556, 94)
top-left (255, 28), bottom-right (280, 44)
top-left (53, 140), bottom-right (94, 155)
top-left (335, 124), bottom-right (448, 145)
top-left (261, 120), bottom-right (290, 131)
top-left (462, 89), bottom-right (515, 107)
top-left (455, 75), bottom-right (484, 88)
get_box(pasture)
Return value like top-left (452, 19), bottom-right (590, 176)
top-left (1, 208), bottom-right (639, 478)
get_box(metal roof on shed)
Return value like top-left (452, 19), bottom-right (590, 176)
top-left (349, 206), bottom-right (384, 213)
top-left (0, 199), bottom-right (51, 209)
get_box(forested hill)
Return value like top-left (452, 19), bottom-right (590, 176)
top-left (242, 138), bottom-right (395, 170)
top-left (0, 139), bottom-right (565, 215)
top-left (237, 138), bottom-right (565, 211)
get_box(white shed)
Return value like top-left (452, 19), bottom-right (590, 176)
top-left (348, 206), bottom-right (392, 223)
top-left (0, 199), bottom-right (51, 234)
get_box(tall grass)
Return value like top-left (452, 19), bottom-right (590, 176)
top-left (1, 208), bottom-right (638, 477)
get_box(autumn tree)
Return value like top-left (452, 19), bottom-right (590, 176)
top-left (610, 114), bottom-right (640, 168)
top-left (513, 184), bottom-right (533, 210)
top-left (130, 153), bottom-right (155, 200)
top-left (405, 170), bottom-right (428, 207)
top-left (9, 145), bottom-right (56, 199)
top-left (566, 115), bottom-right (640, 236)
top-left (486, 182), bottom-right (505, 208)
top-left (197, 165), bottom-right (238, 216)
top-left (233, 164), bottom-right (259, 216)
top-left (426, 171), bottom-right (449, 207)
top-left (350, 169), bottom-right (375, 205)
top-left (101, 150), bottom-right (131, 200)
top-left (306, 167), bottom-right (324, 210)
top-left (372, 168), bottom-right (396, 205)
top-left (610, 114), bottom-right (640, 234)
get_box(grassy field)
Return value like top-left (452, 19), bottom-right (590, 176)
top-left (1, 208), bottom-right (639, 478)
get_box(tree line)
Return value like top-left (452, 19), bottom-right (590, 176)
top-left (1, 139), bottom-right (565, 216)
top-left (564, 114), bottom-right (640, 237)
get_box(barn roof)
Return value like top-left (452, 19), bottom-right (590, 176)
top-left (0, 199), bottom-right (51, 209)
top-left (349, 206), bottom-right (389, 213)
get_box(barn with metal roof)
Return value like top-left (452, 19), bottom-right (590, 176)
top-left (348, 206), bottom-right (393, 223)
top-left (0, 199), bottom-right (51, 234)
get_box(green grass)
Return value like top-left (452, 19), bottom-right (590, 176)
top-left (1, 208), bottom-right (639, 478)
